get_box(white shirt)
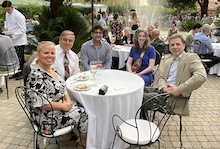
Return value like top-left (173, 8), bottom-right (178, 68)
top-left (53, 44), bottom-right (80, 78)
top-left (4, 8), bottom-right (27, 46)
top-left (30, 45), bottom-right (80, 79)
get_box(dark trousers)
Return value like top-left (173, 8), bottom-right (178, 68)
top-left (15, 45), bottom-right (25, 73)
top-left (130, 34), bottom-right (133, 44)
top-left (199, 54), bottom-right (220, 68)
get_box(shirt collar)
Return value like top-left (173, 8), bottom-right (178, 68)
top-left (174, 52), bottom-right (183, 61)
top-left (57, 44), bottom-right (69, 55)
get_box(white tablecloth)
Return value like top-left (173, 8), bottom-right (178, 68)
top-left (209, 43), bottom-right (220, 76)
top-left (112, 45), bottom-right (131, 69)
top-left (66, 70), bottom-right (144, 149)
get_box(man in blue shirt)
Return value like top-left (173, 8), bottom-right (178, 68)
top-left (80, 25), bottom-right (112, 71)
top-left (194, 24), bottom-right (220, 70)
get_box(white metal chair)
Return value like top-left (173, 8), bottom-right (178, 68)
top-left (112, 93), bottom-right (172, 149)
top-left (0, 47), bottom-right (20, 99)
top-left (15, 86), bottom-right (79, 149)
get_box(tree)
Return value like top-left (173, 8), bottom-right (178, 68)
top-left (167, 0), bottom-right (209, 19)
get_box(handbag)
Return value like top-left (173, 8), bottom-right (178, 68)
top-left (131, 52), bottom-right (145, 73)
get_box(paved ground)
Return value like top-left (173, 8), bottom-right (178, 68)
top-left (0, 74), bottom-right (220, 149)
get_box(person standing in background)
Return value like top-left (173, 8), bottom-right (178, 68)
top-left (110, 13), bottom-right (123, 44)
top-left (185, 23), bottom-right (202, 52)
top-left (99, 11), bottom-right (110, 43)
top-left (130, 12), bottom-right (139, 44)
top-left (2, 0), bottom-right (27, 80)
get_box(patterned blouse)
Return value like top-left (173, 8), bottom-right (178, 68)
top-left (26, 68), bottom-right (88, 134)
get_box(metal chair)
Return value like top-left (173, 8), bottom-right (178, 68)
top-left (0, 47), bottom-right (20, 99)
top-left (15, 86), bottom-right (79, 149)
top-left (142, 87), bottom-right (187, 148)
top-left (112, 93), bottom-right (172, 149)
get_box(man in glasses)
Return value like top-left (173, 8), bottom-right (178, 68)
top-left (80, 25), bottom-right (112, 71)
top-left (30, 30), bottom-right (80, 80)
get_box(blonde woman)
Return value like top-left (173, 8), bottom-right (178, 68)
top-left (27, 41), bottom-right (88, 148)
top-left (129, 12), bottom-right (139, 44)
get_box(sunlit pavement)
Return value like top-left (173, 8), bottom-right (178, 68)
top-left (0, 74), bottom-right (220, 149)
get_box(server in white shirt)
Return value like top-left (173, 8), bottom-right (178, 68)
top-left (31, 30), bottom-right (80, 80)
top-left (2, 0), bottom-right (27, 80)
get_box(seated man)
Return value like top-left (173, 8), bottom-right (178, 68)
top-left (0, 31), bottom-right (19, 93)
top-left (143, 34), bottom-right (207, 117)
top-left (194, 24), bottom-right (220, 71)
top-left (80, 25), bottom-right (112, 71)
top-left (185, 23), bottom-right (202, 52)
top-left (151, 29), bottom-right (165, 64)
top-left (31, 30), bottom-right (80, 80)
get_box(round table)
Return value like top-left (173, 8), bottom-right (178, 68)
top-left (209, 43), bottom-right (220, 76)
top-left (112, 45), bottom-right (131, 69)
top-left (66, 70), bottom-right (144, 149)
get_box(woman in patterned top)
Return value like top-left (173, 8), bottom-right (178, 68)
top-left (110, 13), bottom-right (123, 44)
top-left (26, 41), bottom-right (87, 148)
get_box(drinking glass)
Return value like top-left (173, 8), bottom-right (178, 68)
top-left (96, 61), bottom-right (103, 75)
top-left (90, 61), bottom-right (98, 80)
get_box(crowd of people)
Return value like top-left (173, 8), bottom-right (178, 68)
top-left (2, 0), bottom-right (220, 148)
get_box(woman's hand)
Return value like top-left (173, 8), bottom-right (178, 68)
top-left (61, 102), bottom-right (73, 112)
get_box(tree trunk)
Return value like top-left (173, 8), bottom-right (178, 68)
top-left (198, 0), bottom-right (209, 19)
top-left (50, 0), bottom-right (64, 12)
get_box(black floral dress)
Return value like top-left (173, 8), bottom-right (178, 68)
top-left (26, 68), bottom-right (88, 134)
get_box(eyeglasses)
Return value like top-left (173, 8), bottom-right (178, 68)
top-left (62, 38), bottom-right (74, 43)
top-left (93, 32), bottom-right (103, 34)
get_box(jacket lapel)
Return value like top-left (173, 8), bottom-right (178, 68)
top-left (164, 58), bottom-right (173, 80)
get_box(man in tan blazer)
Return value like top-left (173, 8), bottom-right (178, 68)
top-left (144, 34), bottom-right (207, 116)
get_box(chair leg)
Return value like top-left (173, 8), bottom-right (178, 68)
top-left (33, 131), bottom-right (39, 149)
top-left (179, 116), bottom-right (182, 147)
top-left (111, 131), bottom-right (118, 149)
top-left (56, 137), bottom-right (61, 149)
top-left (5, 76), bottom-right (9, 99)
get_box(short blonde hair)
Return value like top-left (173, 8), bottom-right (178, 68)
top-left (37, 41), bottom-right (55, 53)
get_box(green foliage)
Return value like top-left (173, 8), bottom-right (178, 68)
top-left (108, 5), bottom-right (130, 16)
top-left (216, 6), bottom-right (220, 15)
top-left (33, 6), bottom-right (90, 53)
top-left (162, 7), bottom-right (177, 15)
top-left (0, 4), bottom-right (42, 27)
top-left (17, 4), bottom-right (43, 19)
top-left (76, 7), bottom-right (92, 15)
top-left (214, 19), bottom-right (220, 28)
top-left (167, 0), bottom-right (197, 10)
top-left (180, 19), bottom-right (196, 32)
top-left (0, 9), bottom-right (5, 27)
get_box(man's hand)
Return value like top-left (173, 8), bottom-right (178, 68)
top-left (165, 84), bottom-right (181, 96)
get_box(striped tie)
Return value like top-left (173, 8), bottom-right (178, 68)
top-left (64, 52), bottom-right (70, 80)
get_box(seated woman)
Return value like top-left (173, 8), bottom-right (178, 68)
top-left (165, 22), bottom-right (179, 42)
top-left (26, 41), bottom-right (87, 148)
top-left (126, 29), bottom-right (156, 86)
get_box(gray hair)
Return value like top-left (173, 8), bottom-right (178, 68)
top-left (59, 30), bottom-right (75, 39)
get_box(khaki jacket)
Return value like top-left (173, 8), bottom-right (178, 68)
top-left (157, 52), bottom-right (207, 116)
